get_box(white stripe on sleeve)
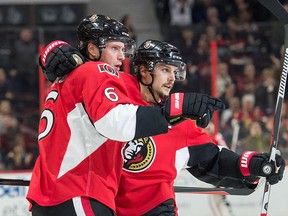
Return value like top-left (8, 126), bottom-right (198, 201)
top-left (94, 104), bottom-right (138, 142)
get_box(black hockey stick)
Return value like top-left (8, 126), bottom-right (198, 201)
top-left (0, 178), bottom-right (256, 196)
top-left (257, 0), bottom-right (288, 215)
top-left (173, 186), bottom-right (254, 195)
top-left (0, 178), bottom-right (30, 186)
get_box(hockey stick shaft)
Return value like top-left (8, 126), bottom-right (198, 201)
top-left (173, 186), bottom-right (254, 195)
top-left (260, 28), bottom-right (288, 216)
top-left (0, 178), bottom-right (30, 186)
top-left (257, 1), bottom-right (288, 215)
top-left (0, 178), bottom-right (255, 196)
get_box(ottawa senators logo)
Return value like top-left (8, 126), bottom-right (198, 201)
top-left (122, 137), bottom-right (156, 172)
top-left (98, 64), bottom-right (119, 77)
top-left (143, 40), bottom-right (152, 49)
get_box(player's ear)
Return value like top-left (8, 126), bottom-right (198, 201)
top-left (139, 65), bottom-right (149, 77)
top-left (87, 42), bottom-right (100, 59)
top-left (139, 65), bottom-right (151, 84)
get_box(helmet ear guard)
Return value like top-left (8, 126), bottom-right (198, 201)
top-left (133, 40), bottom-right (186, 81)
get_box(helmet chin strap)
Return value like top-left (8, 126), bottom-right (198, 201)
top-left (140, 75), bottom-right (162, 106)
top-left (148, 85), bottom-right (161, 105)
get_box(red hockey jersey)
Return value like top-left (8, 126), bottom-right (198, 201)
top-left (115, 75), bottom-right (255, 216)
top-left (116, 119), bottom-right (214, 215)
top-left (27, 61), bottom-right (142, 211)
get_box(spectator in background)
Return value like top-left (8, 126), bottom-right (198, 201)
top-left (220, 95), bottom-right (241, 144)
top-left (223, 15), bottom-right (244, 44)
top-left (230, 0), bottom-right (254, 24)
top-left (11, 28), bottom-right (38, 94)
top-left (255, 67), bottom-right (278, 115)
top-left (194, 34), bottom-right (210, 64)
top-left (203, 25), bottom-right (227, 58)
top-left (0, 99), bottom-right (18, 137)
top-left (216, 62), bottom-right (232, 98)
top-left (7, 68), bottom-right (22, 95)
top-left (174, 26), bottom-right (196, 62)
top-left (169, 0), bottom-right (195, 27)
top-left (192, 0), bottom-right (225, 23)
top-left (0, 99), bottom-right (19, 168)
top-left (121, 14), bottom-right (137, 42)
top-left (0, 67), bottom-right (14, 101)
top-left (154, 0), bottom-right (171, 35)
top-left (6, 132), bottom-right (35, 170)
top-left (220, 82), bottom-right (238, 109)
top-left (206, 6), bottom-right (222, 27)
top-left (238, 120), bottom-right (271, 153)
top-left (236, 63), bottom-right (259, 97)
top-left (236, 93), bottom-right (257, 140)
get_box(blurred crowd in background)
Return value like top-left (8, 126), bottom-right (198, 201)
top-left (0, 0), bottom-right (288, 171)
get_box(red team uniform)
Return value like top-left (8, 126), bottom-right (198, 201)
top-left (30, 35), bottom-right (285, 215)
top-left (117, 120), bottom-right (213, 215)
top-left (116, 74), bottom-right (259, 215)
top-left (27, 61), bottom-right (168, 212)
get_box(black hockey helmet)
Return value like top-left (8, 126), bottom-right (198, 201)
top-left (133, 39), bottom-right (186, 81)
top-left (77, 14), bottom-right (136, 58)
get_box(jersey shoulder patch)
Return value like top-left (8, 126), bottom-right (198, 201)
top-left (98, 63), bottom-right (119, 78)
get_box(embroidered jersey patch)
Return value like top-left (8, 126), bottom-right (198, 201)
top-left (98, 64), bottom-right (119, 77)
top-left (122, 137), bottom-right (156, 173)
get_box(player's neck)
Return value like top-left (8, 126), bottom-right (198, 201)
top-left (139, 82), bottom-right (157, 104)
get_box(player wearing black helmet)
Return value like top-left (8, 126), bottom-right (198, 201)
top-left (114, 40), bottom-right (285, 215)
top-left (133, 40), bottom-right (186, 104)
top-left (27, 15), bottom-right (169, 216)
top-left (133, 40), bottom-right (186, 81)
top-left (77, 14), bottom-right (135, 59)
top-left (27, 15), bottom-right (226, 216)
top-left (39, 14), bottom-right (136, 82)
top-left (38, 38), bottom-right (285, 216)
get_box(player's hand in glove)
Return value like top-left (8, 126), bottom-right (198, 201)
top-left (39, 40), bottom-right (85, 82)
top-left (240, 151), bottom-right (286, 185)
top-left (163, 92), bottom-right (225, 127)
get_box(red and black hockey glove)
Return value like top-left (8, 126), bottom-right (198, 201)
top-left (240, 151), bottom-right (285, 185)
top-left (39, 40), bottom-right (85, 82)
top-left (163, 92), bottom-right (225, 127)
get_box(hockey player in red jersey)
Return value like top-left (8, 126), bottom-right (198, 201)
top-left (28, 15), bottom-right (225, 216)
top-left (44, 39), bottom-right (286, 216)
top-left (40, 38), bottom-right (285, 215)
top-left (114, 40), bottom-right (285, 215)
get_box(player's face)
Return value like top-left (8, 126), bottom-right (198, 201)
top-left (151, 62), bottom-right (177, 101)
top-left (100, 41), bottom-right (125, 71)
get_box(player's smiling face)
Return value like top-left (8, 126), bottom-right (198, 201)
top-left (151, 62), bottom-right (177, 100)
top-left (100, 41), bottom-right (125, 71)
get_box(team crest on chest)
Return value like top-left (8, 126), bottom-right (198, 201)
top-left (122, 137), bottom-right (156, 172)
top-left (98, 64), bottom-right (119, 77)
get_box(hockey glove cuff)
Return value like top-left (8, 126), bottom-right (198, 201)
top-left (39, 40), bottom-right (85, 82)
top-left (240, 151), bottom-right (286, 185)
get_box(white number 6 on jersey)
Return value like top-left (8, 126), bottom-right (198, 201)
top-left (104, 87), bottom-right (119, 102)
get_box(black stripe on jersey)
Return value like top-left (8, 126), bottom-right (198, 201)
top-left (134, 106), bottom-right (168, 139)
top-left (186, 144), bottom-right (257, 189)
